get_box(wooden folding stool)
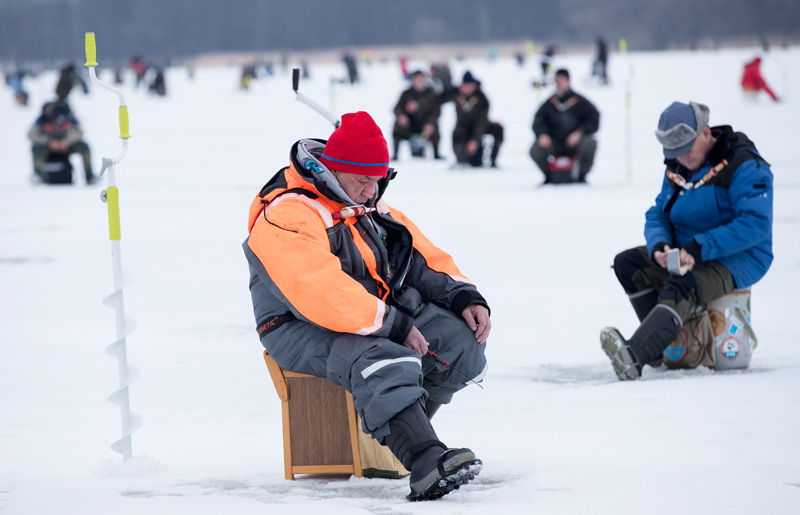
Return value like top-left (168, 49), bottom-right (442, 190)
top-left (262, 350), bottom-right (408, 480)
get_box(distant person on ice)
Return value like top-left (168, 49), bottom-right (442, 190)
top-left (243, 112), bottom-right (488, 500)
top-left (539, 44), bottom-right (556, 85)
top-left (148, 68), bottom-right (167, 96)
top-left (55, 63), bottom-right (88, 101)
top-left (741, 57), bottom-right (780, 102)
top-left (601, 101), bottom-right (773, 380)
top-left (440, 71), bottom-right (503, 168)
top-left (529, 68), bottom-right (600, 184)
top-left (592, 37), bottom-right (609, 85)
top-left (391, 70), bottom-right (442, 160)
top-left (28, 100), bottom-right (95, 184)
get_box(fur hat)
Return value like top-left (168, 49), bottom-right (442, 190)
top-left (655, 101), bottom-right (710, 159)
top-left (320, 112), bottom-right (389, 177)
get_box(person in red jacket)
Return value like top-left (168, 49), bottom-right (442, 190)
top-left (741, 57), bottom-right (779, 102)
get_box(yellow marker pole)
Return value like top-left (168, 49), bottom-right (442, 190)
top-left (620, 38), bottom-right (633, 182)
top-left (85, 32), bottom-right (141, 463)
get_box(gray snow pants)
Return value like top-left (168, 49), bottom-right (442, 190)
top-left (260, 290), bottom-right (488, 440)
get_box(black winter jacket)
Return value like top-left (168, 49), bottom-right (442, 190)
top-left (532, 90), bottom-right (600, 145)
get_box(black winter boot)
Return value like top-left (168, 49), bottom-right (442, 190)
top-left (628, 289), bottom-right (664, 367)
top-left (382, 401), bottom-right (481, 501)
top-left (424, 399), bottom-right (442, 420)
top-left (600, 304), bottom-right (682, 380)
top-left (629, 288), bottom-right (659, 322)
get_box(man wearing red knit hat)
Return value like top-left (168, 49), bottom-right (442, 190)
top-left (243, 112), bottom-right (490, 501)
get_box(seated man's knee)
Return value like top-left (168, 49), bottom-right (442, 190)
top-left (392, 130), bottom-right (410, 141)
top-left (578, 136), bottom-right (597, 156)
top-left (70, 140), bottom-right (91, 154)
top-left (489, 123), bottom-right (504, 143)
top-left (529, 142), bottom-right (549, 164)
top-left (659, 274), bottom-right (696, 311)
top-left (613, 247), bottom-right (648, 289)
top-left (328, 334), bottom-right (421, 391)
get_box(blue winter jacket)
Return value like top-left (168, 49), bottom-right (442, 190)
top-left (645, 126), bottom-right (773, 289)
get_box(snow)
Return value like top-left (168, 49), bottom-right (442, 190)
top-left (1, 46), bottom-right (799, 514)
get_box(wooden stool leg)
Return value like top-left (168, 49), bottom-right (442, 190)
top-left (345, 392), bottom-right (363, 478)
top-left (263, 351), bottom-right (295, 480)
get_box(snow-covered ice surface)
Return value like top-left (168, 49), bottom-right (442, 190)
top-left (1, 47), bottom-right (798, 514)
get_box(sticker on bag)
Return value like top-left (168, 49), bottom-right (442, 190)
top-left (663, 329), bottom-right (687, 363)
top-left (720, 337), bottom-right (740, 361)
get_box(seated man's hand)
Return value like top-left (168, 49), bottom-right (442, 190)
top-left (397, 114), bottom-right (410, 127)
top-left (49, 139), bottom-right (68, 152)
top-left (653, 245), bottom-right (672, 268)
top-left (462, 305), bottom-right (491, 344)
top-left (402, 326), bottom-right (429, 356)
top-left (679, 248), bottom-right (696, 266)
top-left (422, 123), bottom-right (435, 137)
top-left (466, 139), bottom-right (480, 156)
top-left (405, 100), bottom-right (419, 113)
top-left (537, 134), bottom-right (552, 149)
top-left (566, 130), bottom-right (582, 148)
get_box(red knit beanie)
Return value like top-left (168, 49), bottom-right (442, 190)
top-left (319, 112), bottom-right (389, 177)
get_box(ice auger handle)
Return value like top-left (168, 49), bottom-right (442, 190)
top-left (85, 32), bottom-right (98, 67)
top-left (106, 186), bottom-right (121, 240)
top-left (119, 107), bottom-right (131, 139)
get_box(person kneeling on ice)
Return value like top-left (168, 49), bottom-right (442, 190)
top-left (391, 70), bottom-right (443, 160)
top-left (28, 100), bottom-right (96, 184)
top-left (243, 112), bottom-right (489, 500)
top-left (601, 101), bottom-right (773, 380)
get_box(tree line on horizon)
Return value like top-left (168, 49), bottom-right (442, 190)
top-left (1, 0), bottom-right (797, 64)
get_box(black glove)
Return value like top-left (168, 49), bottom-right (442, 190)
top-left (651, 241), bottom-right (668, 262)
top-left (682, 240), bottom-right (703, 263)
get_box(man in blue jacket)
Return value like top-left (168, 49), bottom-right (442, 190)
top-left (601, 101), bottom-right (773, 380)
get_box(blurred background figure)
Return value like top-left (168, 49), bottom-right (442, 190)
top-left (538, 44), bottom-right (556, 86)
top-left (429, 61), bottom-right (452, 94)
top-left (530, 68), bottom-right (600, 184)
top-left (148, 68), bottom-right (167, 96)
top-left (440, 71), bottom-right (503, 168)
top-left (392, 70), bottom-right (442, 160)
top-left (399, 54), bottom-right (410, 79)
top-left (592, 37), bottom-right (609, 85)
top-left (6, 68), bottom-right (29, 106)
top-left (741, 56), bottom-right (780, 102)
top-left (113, 64), bottom-right (124, 85)
top-left (28, 100), bottom-right (95, 184)
top-left (55, 63), bottom-right (88, 101)
top-left (130, 55), bottom-right (148, 88)
top-left (240, 64), bottom-right (257, 90)
top-left (342, 50), bottom-right (360, 84)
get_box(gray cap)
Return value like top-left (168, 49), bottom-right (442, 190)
top-left (654, 101), bottom-right (710, 159)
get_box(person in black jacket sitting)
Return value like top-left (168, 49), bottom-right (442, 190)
top-left (530, 69), bottom-right (600, 183)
